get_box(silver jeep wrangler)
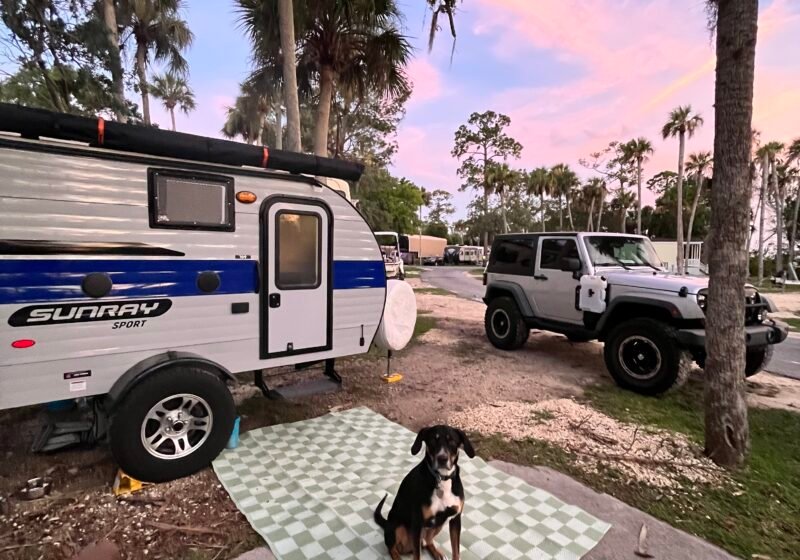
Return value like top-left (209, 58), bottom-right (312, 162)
top-left (483, 232), bottom-right (789, 395)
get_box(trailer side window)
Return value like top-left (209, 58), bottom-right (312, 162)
top-left (276, 212), bottom-right (320, 289)
top-left (149, 169), bottom-right (234, 231)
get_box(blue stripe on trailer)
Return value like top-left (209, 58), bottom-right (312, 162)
top-left (0, 259), bottom-right (386, 304)
top-left (332, 260), bottom-right (387, 289)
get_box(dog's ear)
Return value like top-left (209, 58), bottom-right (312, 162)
top-left (456, 429), bottom-right (475, 458)
top-left (411, 427), bottom-right (429, 455)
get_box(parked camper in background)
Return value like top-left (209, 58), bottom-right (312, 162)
top-left (400, 234), bottom-right (447, 265)
top-left (458, 245), bottom-right (485, 265)
top-left (0, 103), bottom-right (416, 483)
top-left (650, 240), bottom-right (705, 275)
top-left (375, 232), bottom-right (405, 280)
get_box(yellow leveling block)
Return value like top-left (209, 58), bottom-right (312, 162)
top-left (112, 469), bottom-right (150, 496)
top-left (382, 373), bottom-right (403, 383)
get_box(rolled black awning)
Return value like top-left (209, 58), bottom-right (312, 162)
top-left (0, 103), bottom-right (364, 181)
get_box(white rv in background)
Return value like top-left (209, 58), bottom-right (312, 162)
top-left (0, 104), bottom-right (411, 483)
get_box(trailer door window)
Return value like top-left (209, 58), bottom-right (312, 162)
top-left (149, 169), bottom-right (234, 231)
top-left (276, 212), bottom-right (320, 289)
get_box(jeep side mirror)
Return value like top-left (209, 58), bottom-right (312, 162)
top-left (559, 257), bottom-right (582, 272)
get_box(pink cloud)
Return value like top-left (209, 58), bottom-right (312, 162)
top-left (406, 58), bottom-right (445, 105)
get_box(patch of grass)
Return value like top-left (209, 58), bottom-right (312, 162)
top-left (417, 309), bottom-right (433, 315)
top-left (468, 268), bottom-right (485, 277)
top-left (749, 280), bottom-right (800, 293)
top-left (784, 317), bottom-right (800, 331)
top-left (414, 287), bottom-right (453, 296)
top-left (578, 381), bottom-right (800, 559)
top-left (413, 315), bottom-right (437, 339)
top-left (530, 410), bottom-right (556, 424)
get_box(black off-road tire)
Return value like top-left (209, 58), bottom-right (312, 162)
top-left (745, 345), bottom-right (774, 377)
top-left (109, 366), bottom-right (235, 483)
top-left (603, 318), bottom-right (692, 395)
top-left (398, 270), bottom-right (405, 281)
top-left (485, 296), bottom-right (529, 350)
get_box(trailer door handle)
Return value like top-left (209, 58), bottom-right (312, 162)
top-left (269, 293), bottom-right (281, 308)
top-left (534, 274), bottom-right (548, 281)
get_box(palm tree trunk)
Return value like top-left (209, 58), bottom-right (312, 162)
top-left (313, 64), bottom-right (335, 157)
top-left (773, 159), bottom-right (784, 275)
top-left (540, 196), bottom-right (546, 232)
top-left (102, 0), bottom-right (126, 122)
top-left (758, 152), bottom-right (768, 284)
top-left (169, 108), bottom-right (176, 131)
top-left (274, 100), bottom-right (283, 150)
top-left (558, 195), bottom-right (563, 230)
top-left (636, 158), bottom-right (643, 234)
top-left (597, 193), bottom-right (605, 232)
top-left (482, 187), bottom-right (490, 251)
top-left (687, 171), bottom-right (704, 246)
top-left (587, 196), bottom-right (596, 231)
top-left (566, 194), bottom-right (574, 230)
top-left (278, 0), bottom-right (302, 152)
top-left (500, 188), bottom-right (508, 233)
top-left (620, 204), bottom-right (626, 232)
top-left (676, 132), bottom-right (686, 275)
top-left (135, 41), bottom-right (151, 126)
top-left (704, 0), bottom-right (757, 469)
top-left (788, 182), bottom-right (800, 281)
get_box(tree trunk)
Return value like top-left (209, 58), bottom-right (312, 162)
top-left (482, 146), bottom-right (490, 253)
top-left (135, 41), bottom-right (151, 126)
top-left (500, 188), bottom-right (508, 233)
top-left (558, 195), bottom-right (564, 230)
top-left (757, 152), bottom-right (768, 284)
top-left (788, 182), bottom-right (800, 281)
top-left (278, 0), bottom-right (302, 152)
top-left (102, 0), bottom-right (127, 122)
top-left (704, 0), bottom-right (757, 469)
top-left (313, 65), bottom-right (335, 157)
top-left (636, 158), bottom-right (643, 234)
top-left (620, 204), bottom-right (626, 232)
top-left (540, 196), bottom-right (546, 232)
top-left (676, 132), bottom-right (686, 275)
top-left (274, 100), bottom-right (283, 150)
top-left (687, 171), bottom-right (704, 246)
top-left (566, 194), bottom-right (575, 230)
top-left (597, 193), bottom-right (605, 232)
top-left (587, 196), bottom-right (596, 231)
top-left (773, 159), bottom-right (784, 275)
top-left (169, 108), bottom-right (176, 131)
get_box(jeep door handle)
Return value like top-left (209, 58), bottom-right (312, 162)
top-left (534, 274), bottom-right (548, 281)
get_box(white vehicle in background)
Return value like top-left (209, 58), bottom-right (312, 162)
top-left (375, 232), bottom-right (405, 280)
top-left (458, 245), bottom-right (485, 265)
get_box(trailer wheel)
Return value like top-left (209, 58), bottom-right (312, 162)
top-left (109, 366), bottom-right (235, 483)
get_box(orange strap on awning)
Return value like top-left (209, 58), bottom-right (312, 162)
top-left (97, 118), bottom-right (105, 145)
top-left (261, 147), bottom-right (269, 168)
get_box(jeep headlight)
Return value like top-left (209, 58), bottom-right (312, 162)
top-left (696, 290), bottom-right (707, 313)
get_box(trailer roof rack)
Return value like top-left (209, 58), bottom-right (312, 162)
top-left (0, 103), bottom-right (364, 182)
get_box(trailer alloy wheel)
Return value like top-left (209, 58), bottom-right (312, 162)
top-left (110, 366), bottom-right (235, 483)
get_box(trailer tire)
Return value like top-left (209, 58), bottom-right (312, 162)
top-left (109, 366), bottom-right (235, 483)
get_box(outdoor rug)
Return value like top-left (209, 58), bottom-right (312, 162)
top-left (212, 407), bottom-right (611, 560)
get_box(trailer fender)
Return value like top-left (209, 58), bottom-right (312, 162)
top-left (106, 351), bottom-right (236, 411)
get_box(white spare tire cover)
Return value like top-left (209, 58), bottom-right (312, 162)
top-left (374, 279), bottom-right (417, 351)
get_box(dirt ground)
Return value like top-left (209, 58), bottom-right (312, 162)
top-left (1, 279), bottom-right (798, 559)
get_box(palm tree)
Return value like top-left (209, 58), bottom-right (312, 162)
top-left (278, 0), bottom-right (301, 151)
top-left (614, 188), bottom-right (636, 233)
top-left (525, 167), bottom-right (552, 232)
top-left (100, 0), bottom-right (127, 121)
top-left (768, 143), bottom-right (787, 277)
top-left (755, 141), bottom-right (784, 281)
top-left (703, 0), bottom-right (758, 469)
top-left (685, 151), bottom-right (713, 247)
top-left (150, 72), bottom-right (195, 131)
top-left (787, 138), bottom-right (800, 281)
top-left (595, 180), bottom-right (608, 232)
top-left (121, 0), bottom-right (193, 126)
top-left (584, 178), bottom-right (606, 231)
top-left (550, 163), bottom-right (579, 230)
top-left (662, 105), bottom-right (704, 274)
top-left (221, 94), bottom-right (268, 144)
top-left (486, 163), bottom-right (519, 233)
top-left (622, 138), bottom-right (654, 235)
top-left (426, 0), bottom-right (459, 52)
top-left (302, 1), bottom-right (411, 157)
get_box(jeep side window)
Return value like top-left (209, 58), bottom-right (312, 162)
top-left (540, 239), bottom-right (579, 270)
top-left (489, 239), bottom-right (536, 275)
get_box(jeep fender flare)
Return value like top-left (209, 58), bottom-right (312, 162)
top-left (596, 296), bottom-right (685, 334)
top-left (106, 351), bottom-right (236, 412)
top-left (483, 281), bottom-right (535, 317)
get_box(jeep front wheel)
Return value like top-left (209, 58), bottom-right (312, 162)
top-left (603, 318), bottom-right (691, 395)
top-left (485, 297), bottom-right (529, 350)
top-left (745, 345), bottom-right (773, 377)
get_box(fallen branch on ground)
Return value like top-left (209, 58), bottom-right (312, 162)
top-left (144, 520), bottom-right (225, 536)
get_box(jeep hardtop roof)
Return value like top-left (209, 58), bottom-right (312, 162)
top-left (493, 232), bottom-right (649, 241)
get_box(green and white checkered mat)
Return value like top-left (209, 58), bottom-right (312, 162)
top-left (213, 407), bottom-right (610, 559)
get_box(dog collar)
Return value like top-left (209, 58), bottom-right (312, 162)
top-left (427, 461), bottom-right (455, 483)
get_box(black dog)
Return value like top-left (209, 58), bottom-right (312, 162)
top-left (374, 425), bottom-right (475, 560)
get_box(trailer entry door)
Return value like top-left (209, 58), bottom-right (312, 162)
top-left (262, 198), bottom-right (332, 358)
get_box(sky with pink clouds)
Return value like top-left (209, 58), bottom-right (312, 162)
top-left (144, 0), bottom-right (800, 219)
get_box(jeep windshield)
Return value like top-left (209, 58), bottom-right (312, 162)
top-left (585, 236), bottom-right (663, 269)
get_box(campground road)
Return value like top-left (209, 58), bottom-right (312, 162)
top-left (422, 267), bottom-right (800, 381)
top-left (421, 266), bottom-right (485, 301)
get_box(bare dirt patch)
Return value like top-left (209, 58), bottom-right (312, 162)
top-left (450, 399), bottom-right (725, 488)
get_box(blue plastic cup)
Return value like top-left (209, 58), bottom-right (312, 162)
top-left (227, 416), bottom-right (241, 449)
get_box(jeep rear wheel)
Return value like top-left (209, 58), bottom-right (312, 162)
top-left (604, 318), bottom-right (691, 395)
top-left (485, 297), bottom-right (529, 350)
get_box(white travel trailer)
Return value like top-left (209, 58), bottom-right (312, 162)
top-left (0, 104), bottom-right (402, 482)
top-left (458, 245), bottom-right (485, 265)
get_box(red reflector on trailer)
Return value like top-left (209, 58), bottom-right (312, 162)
top-left (12, 339), bottom-right (35, 349)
